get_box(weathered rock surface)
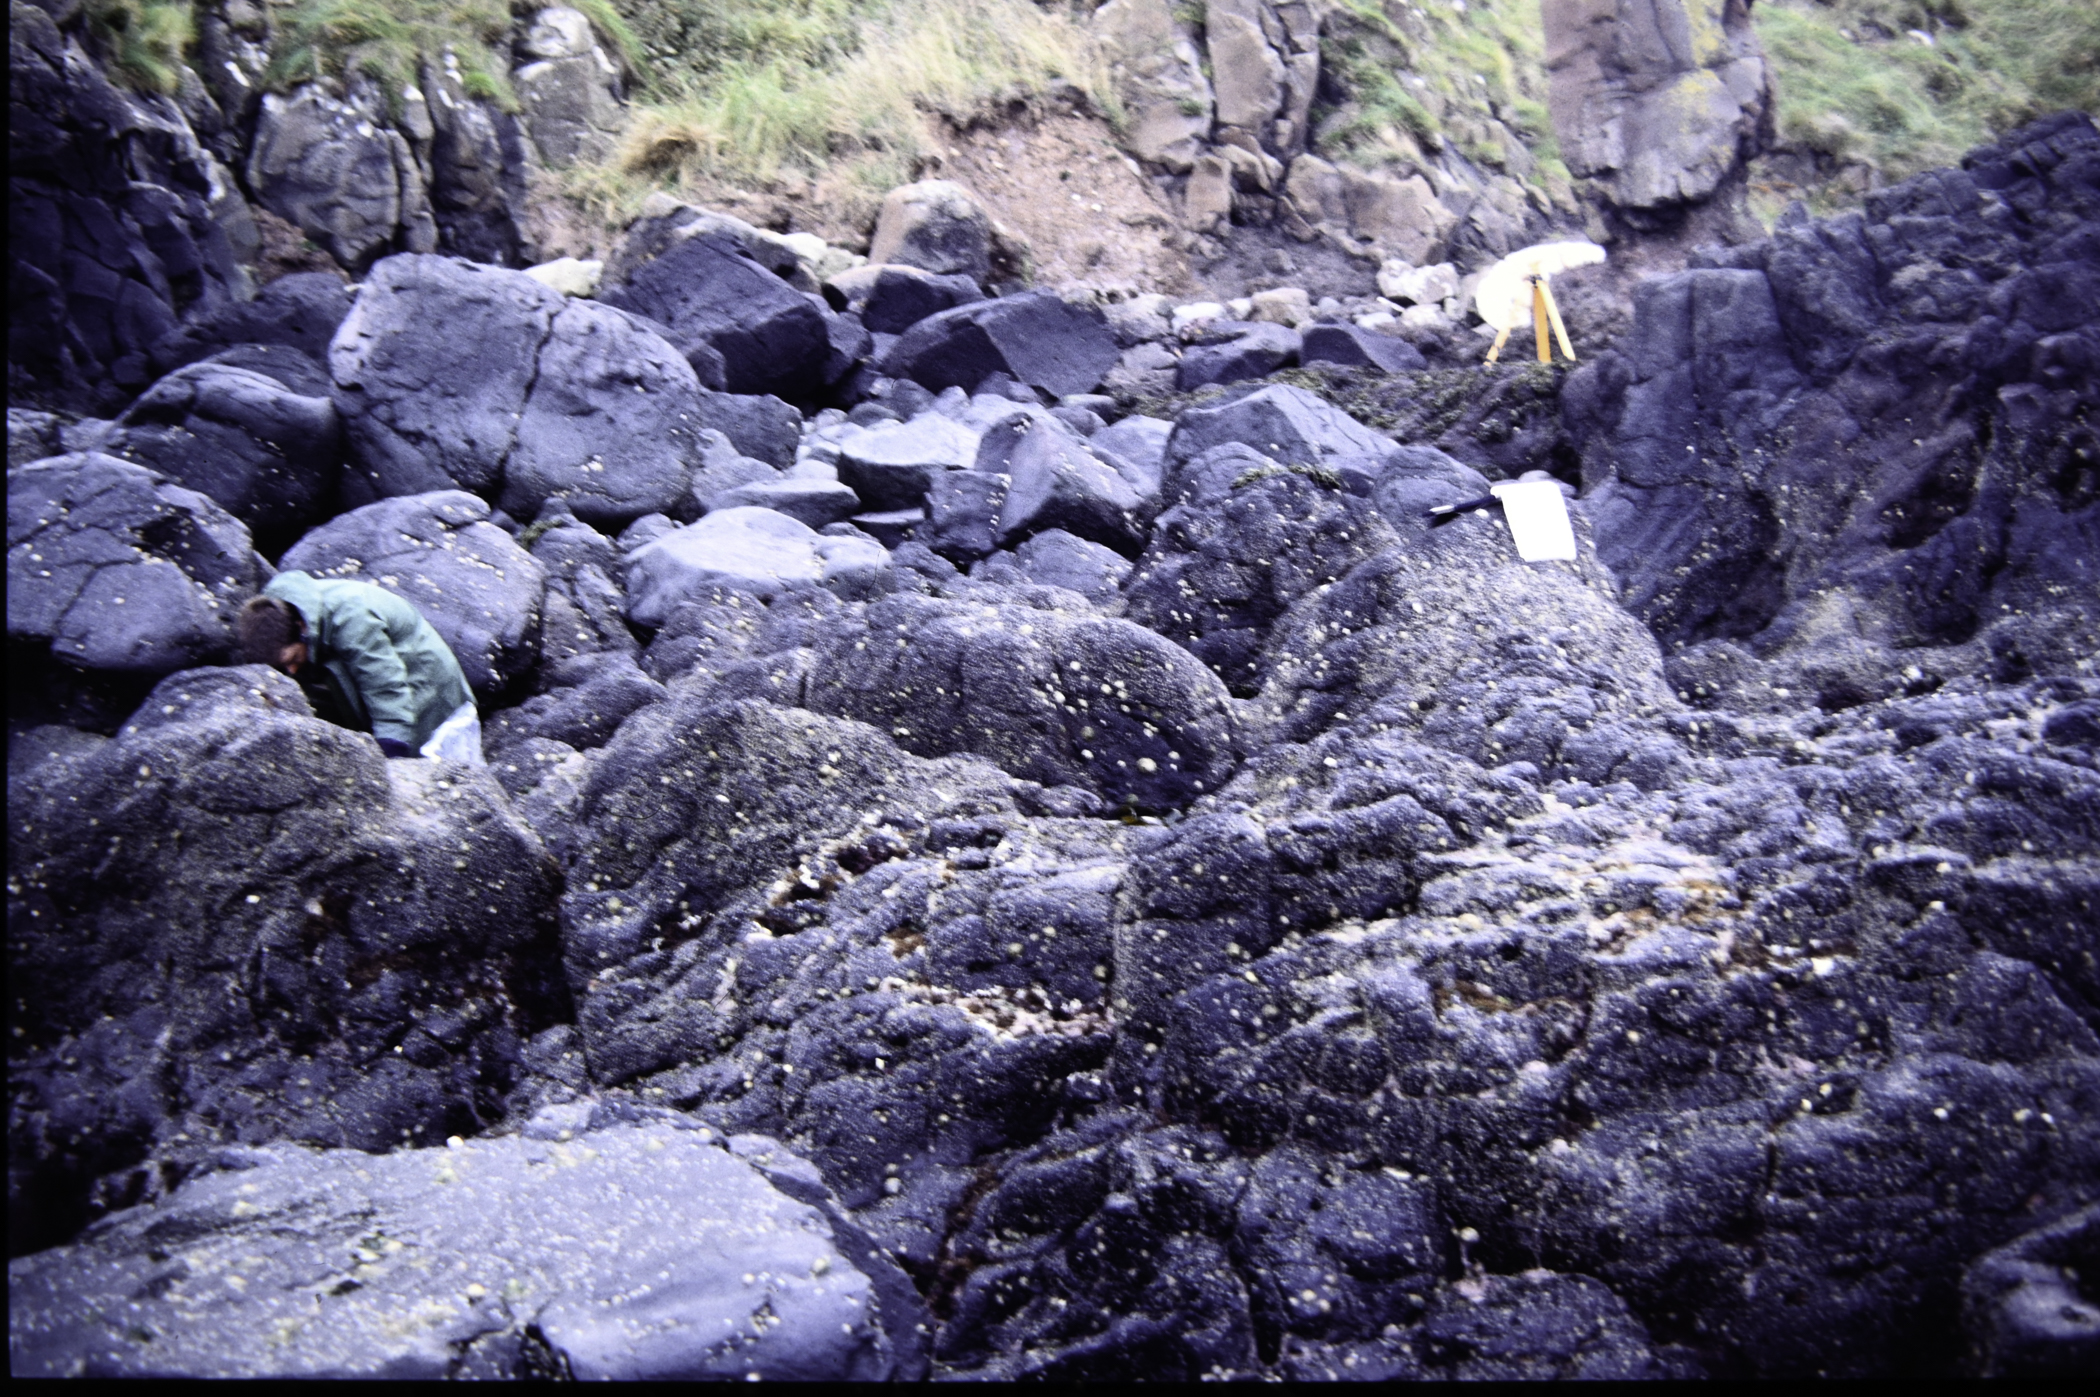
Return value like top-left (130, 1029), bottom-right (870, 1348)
top-left (877, 292), bottom-right (1121, 400)
top-left (1093, 0), bottom-right (1215, 172)
top-left (247, 82), bottom-right (437, 271)
top-left (515, 7), bottom-right (629, 169)
top-left (8, 1117), bottom-right (902, 1379)
top-left (1543, 0), bottom-right (1771, 212)
top-left (624, 507), bottom-right (892, 623)
top-left (7, 668), bottom-right (560, 1255)
top-left (498, 298), bottom-right (709, 528)
top-left (101, 362), bottom-right (342, 552)
top-left (601, 231), bottom-right (829, 398)
top-left (8, 453), bottom-right (264, 675)
top-left (9, 72), bottom-right (2098, 1385)
top-left (329, 255), bottom-right (710, 522)
top-left (328, 255), bottom-right (563, 502)
top-left (867, 180), bottom-right (1007, 287)
top-left (148, 273), bottom-right (354, 381)
top-left (1567, 113), bottom-right (2100, 706)
top-left (9, 2), bottom-right (247, 410)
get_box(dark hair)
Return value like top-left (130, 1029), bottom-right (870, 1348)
top-left (237, 596), bottom-right (303, 665)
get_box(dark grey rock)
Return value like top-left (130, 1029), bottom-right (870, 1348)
top-left (529, 511), bottom-right (638, 665)
top-left (7, 1122), bottom-right (899, 1379)
top-left (848, 508), bottom-right (924, 549)
top-left (329, 255), bottom-right (564, 502)
top-left (1010, 529), bottom-right (1133, 606)
top-left (877, 291), bottom-right (1120, 399)
top-left (9, 3), bottom-right (247, 411)
top-left (1176, 321), bottom-right (1301, 390)
top-left (624, 507), bottom-right (893, 623)
top-left (246, 82), bottom-right (435, 270)
top-left (150, 273), bottom-right (354, 379)
top-left (1567, 112), bottom-right (2100, 691)
top-left (1123, 442), bottom-right (1399, 696)
top-left (804, 591), bottom-right (1239, 812)
top-left (7, 452), bottom-right (263, 674)
top-left (712, 478), bottom-right (863, 530)
top-left (500, 298), bottom-right (709, 527)
top-left (420, 61), bottom-right (535, 266)
top-left (995, 420), bottom-right (1149, 554)
top-left (8, 409), bottom-right (63, 468)
top-left (102, 361), bottom-right (342, 552)
top-left (695, 391), bottom-right (804, 469)
top-left (279, 490), bottom-right (548, 696)
top-left (687, 431), bottom-right (780, 515)
top-left (1962, 1203), bottom-right (2100, 1377)
top-left (6, 667), bottom-right (559, 1256)
top-left (836, 413), bottom-right (981, 511)
top-left (925, 470), bottom-right (1010, 563)
top-left (601, 232), bottom-right (829, 398)
top-left (1300, 321), bottom-right (1428, 373)
top-left (485, 650), bottom-right (667, 758)
top-left (1165, 383), bottom-right (1392, 474)
top-left (827, 264), bottom-right (985, 334)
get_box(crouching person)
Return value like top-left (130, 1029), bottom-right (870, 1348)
top-left (237, 571), bottom-right (483, 764)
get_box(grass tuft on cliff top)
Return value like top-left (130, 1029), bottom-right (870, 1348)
top-left (267, 0), bottom-right (518, 112)
top-left (1758, 0), bottom-right (2100, 192)
top-left (84, 0), bottom-right (195, 94)
top-left (611, 0), bottom-right (1111, 223)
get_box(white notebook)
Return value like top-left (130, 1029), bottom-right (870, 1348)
top-left (1490, 480), bottom-right (1578, 562)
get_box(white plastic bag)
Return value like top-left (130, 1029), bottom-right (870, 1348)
top-left (419, 701), bottom-right (485, 766)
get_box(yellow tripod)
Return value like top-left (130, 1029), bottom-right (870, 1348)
top-left (1483, 273), bottom-right (1576, 366)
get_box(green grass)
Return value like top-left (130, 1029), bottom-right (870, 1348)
top-left (1313, 0), bottom-right (1568, 202)
top-left (1757, 0), bottom-right (2100, 184)
top-left (267, 0), bottom-right (519, 112)
top-left (611, 0), bottom-right (1110, 223)
top-left (84, 0), bottom-right (194, 94)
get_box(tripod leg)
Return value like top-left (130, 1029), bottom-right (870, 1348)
top-left (1484, 325), bottom-right (1512, 366)
top-left (1543, 280), bottom-right (1576, 362)
top-left (1533, 281), bottom-right (1550, 363)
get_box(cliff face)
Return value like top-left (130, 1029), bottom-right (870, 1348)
top-left (8, 2), bottom-right (2098, 1383)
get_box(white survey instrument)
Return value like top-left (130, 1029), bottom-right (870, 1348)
top-left (1475, 240), bottom-right (1606, 367)
top-left (1489, 480), bottom-right (1578, 561)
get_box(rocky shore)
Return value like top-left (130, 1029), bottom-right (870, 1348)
top-left (9, 0), bottom-right (2097, 1380)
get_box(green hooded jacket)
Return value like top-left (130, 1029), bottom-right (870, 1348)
top-left (263, 571), bottom-right (474, 749)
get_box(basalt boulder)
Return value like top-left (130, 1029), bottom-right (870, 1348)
top-left (101, 361), bottom-right (343, 552)
top-left (7, 453), bottom-right (264, 676)
top-left (6, 667), bottom-right (561, 1256)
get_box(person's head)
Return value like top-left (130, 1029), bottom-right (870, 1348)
top-left (237, 596), bottom-right (308, 674)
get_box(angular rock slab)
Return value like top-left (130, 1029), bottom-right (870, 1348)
top-left (1164, 383), bottom-right (1391, 474)
top-left (877, 291), bottom-right (1120, 400)
top-left (278, 490), bottom-right (547, 696)
top-left (1175, 321), bottom-right (1300, 391)
top-left (103, 362), bottom-right (343, 550)
top-left (1300, 321), bottom-right (1427, 374)
top-left (624, 507), bottom-right (892, 624)
top-left (996, 422), bottom-right (1149, 554)
top-left (835, 413), bottom-right (982, 511)
top-left (866, 179), bottom-right (1000, 285)
top-left (601, 232), bottom-right (829, 399)
top-left (7, 1125), bottom-right (896, 1380)
top-left (7, 453), bottom-right (263, 674)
